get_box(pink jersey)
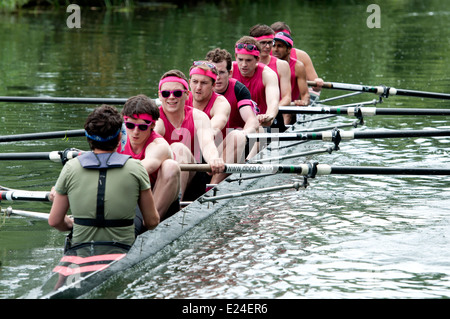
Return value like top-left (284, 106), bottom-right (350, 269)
top-left (118, 130), bottom-right (162, 186)
top-left (232, 61), bottom-right (267, 115)
top-left (289, 57), bottom-right (300, 101)
top-left (223, 78), bottom-right (244, 129)
top-left (186, 91), bottom-right (220, 119)
top-left (159, 105), bottom-right (201, 162)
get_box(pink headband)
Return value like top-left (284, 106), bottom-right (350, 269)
top-left (254, 34), bottom-right (274, 41)
top-left (189, 67), bottom-right (217, 81)
top-left (123, 114), bottom-right (154, 123)
top-left (274, 32), bottom-right (294, 47)
top-left (280, 29), bottom-right (291, 35)
top-left (158, 76), bottom-right (189, 90)
top-left (235, 48), bottom-right (260, 57)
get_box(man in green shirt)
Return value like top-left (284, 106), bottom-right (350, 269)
top-left (49, 105), bottom-right (160, 247)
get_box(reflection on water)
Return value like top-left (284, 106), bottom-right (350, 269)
top-left (1, 0), bottom-right (450, 299)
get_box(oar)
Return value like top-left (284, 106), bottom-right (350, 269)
top-left (0, 96), bottom-right (128, 104)
top-left (0, 149), bottom-right (83, 162)
top-left (0, 96), bottom-right (162, 105)
top-left (307, 80), bottom-right (450, 100)
top-left (279, 106), bottom-right (450, 117)
top-left (2, 207), bottom-right (50, 220)
top-left (0, 129), bottom-right (85, 143)
top-left (247, 128), bottom-right (450, 143)
top-left (0, 189), bottom-right (50, 202)
top-left (180, 163), bottom-right (450, 176)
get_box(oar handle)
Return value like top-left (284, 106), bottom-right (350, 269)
top-left (0, 190), bottom-right (50, 202)
top-left (179, 164), bottom-right (211, 172)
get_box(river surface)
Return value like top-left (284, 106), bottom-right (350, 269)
top-left (0, 0), bottom-right (450, 300)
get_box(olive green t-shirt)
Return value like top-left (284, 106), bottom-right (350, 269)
top-left (55, 156), bottom-right (150, 246)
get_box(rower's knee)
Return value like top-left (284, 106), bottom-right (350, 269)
top-left (161, 159), bottom-right (181, 182)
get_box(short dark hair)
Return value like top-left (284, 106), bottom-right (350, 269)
top-left (270, 21), bottom-right (291, 34)
top-left (205, 48), bottom-right (232, 71)
top-left (121, 94), bottom-right (160, 122)
top-left (84, 104), bottom-right (123, 151)
top-left (249, 24), bottom-right (275, 38)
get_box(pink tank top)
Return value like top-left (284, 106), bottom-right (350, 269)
top-left (159, 106), bottom-right (201, 162)
top-left (118, 130), bottom-right (162, 186)
top-left (289, 57), bottom-right (300, 101)
top-left (223, 78), bottom-right (244, 130)
top-left (232, 61), bottom-right (267, 115)
top-left (186, 91), bottom-right (219, 119)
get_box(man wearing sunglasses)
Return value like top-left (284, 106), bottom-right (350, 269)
top-left (249, 24), bottom-right (292, 120)
top-left (231, 36), bottom-right (282, 130)
top-left (119, 95), bottom-right (181, 225)
top-left (155, 70), bottom-right (225, 201)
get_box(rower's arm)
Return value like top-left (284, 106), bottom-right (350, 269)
top-left (142, 138), bottom-right (173, 175)
top-left (193, 109), bottom-right (224, 174)
top-left (239, 105), bottom-right (259, 135)
top-left (294, 60), bottom-right (310, 106)
top-left (154, 118), bottom-right (166, 136)
top-left (139, 188), bottom-right (160, 230)
top-left (261, 66), bottom-right (280, 126)
top-left (210, 96), bottom-right (231, 137)
top-left (49, 192), bottom-right (73, 231)
top-left (277, 59), bottom-right (292, 106)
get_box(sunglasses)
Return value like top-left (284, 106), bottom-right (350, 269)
top-left (193, 61), bottom-right (217, 70)
top-left (236, 43), bottom-right (259, 51)
top-left (159, 90), bottom-right (187, 98)
top-left (124, 121), bottom-right (153, 131)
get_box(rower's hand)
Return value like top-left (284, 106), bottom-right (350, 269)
top-left (294, 99), bottom-right (309, 106)
top-left (209, 158), bottom-right (225, 175)
top-left (257, 114), bottom-right (274, 127)
top-left (313, 78), bottom-right (324, 91)
top-left (49, 186), bottom-right (56, 202)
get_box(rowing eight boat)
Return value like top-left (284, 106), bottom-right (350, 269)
top-left (6, 90), bottom-right (448, 298)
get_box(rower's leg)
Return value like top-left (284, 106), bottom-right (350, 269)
top-left (170, 143), bottom-right (196, 200)
top-left (152, 159), bottom-right (180, 220)
top-left (210, 130), bottom-right (246, 184)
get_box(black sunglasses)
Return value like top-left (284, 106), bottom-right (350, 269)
top-left (160, 90), bottom-right (186, 98)
top-left (124, 121), bottom-right (152, 131)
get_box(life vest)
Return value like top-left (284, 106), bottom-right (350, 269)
top-left (74, 152), bottom-right (133, 228)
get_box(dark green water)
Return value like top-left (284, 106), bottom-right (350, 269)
top-left (1, 0), bottom-right (450, 299)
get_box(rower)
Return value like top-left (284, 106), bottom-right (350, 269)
top-left (186, 60), bottom-right (231, 143)
top-left (154, 69), bottom-right (225, 201)
top-left (270, 21), bottom-right (324, 103)
top-left (231, 36), bottom-right (283, 131)
top-left (249, 24), bottom-right (292, 113)
top-left (272, 31), bottom-right (310, 124)
top-left (48, 105), bottom-right (159, 248)
top-left (118, 94), bottom-right (181, 225)
top-left (205, 48), bottom-right (259, 182)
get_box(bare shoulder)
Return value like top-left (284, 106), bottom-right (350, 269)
top-left (262, 64), bottom-right (278, 79)
top-left (296, 48), bottom-right (312, 60)
top-left (276, 58), bottom-right (290, 69)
